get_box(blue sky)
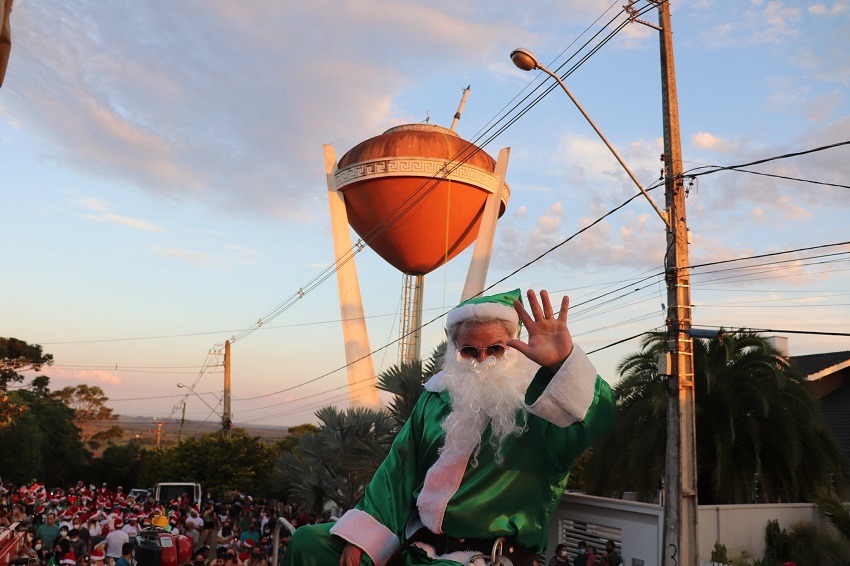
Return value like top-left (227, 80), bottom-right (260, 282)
top-left (2, 0), bottom-right (849, 429)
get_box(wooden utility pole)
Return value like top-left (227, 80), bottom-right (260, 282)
top-left (223, 340), bottom-right (232, 436)
top-left (178, 400), bottom-right (186, 443)
top-left (155, 420), bottom-right (163, 448)
top-left (658, 2), bottom-right (698, 564)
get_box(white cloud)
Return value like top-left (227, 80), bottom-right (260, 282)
top-left (72, 196), bottom-right (165, 232)
top-left (153, 246), bottom-right (229, 270)
top-left (495, 206), bottom-right (665, 274)
top-left (8, 1), bottom-right (531, 223)
top-left (802, 90), bottom-right (843, 122)
top-left (224, 244), bottom-right (261, 256)
top-left (810, 1), bottom-right (849, 15)
top-left (44, 368), bottom-right (123, 385)
top-left (692, 131), bottom-right (736, 152)
top-left (700, 1), bottom-right (803, 47)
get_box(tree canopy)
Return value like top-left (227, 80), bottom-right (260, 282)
top-left (1, 337), bottom-right (53, 389)
top-left (270, 342), bottom-right (444, 514)
top-left (138, 428), bottom-right (278, 496)
top-left (0, 377), bottom-right (90, 485)
top-left (584, 330), bottom-right (848, 504)
top-left (51, 384), bottom-right (123, 449)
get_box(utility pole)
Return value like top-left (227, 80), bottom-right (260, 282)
top-left (178, 400), bottom-right (186, 443)
top-left (658, 2), bottom-right (698, 564)
top-left (223, 340), bottom-right (232, 436)
top-left (155, 420), bottom-right (163, 448)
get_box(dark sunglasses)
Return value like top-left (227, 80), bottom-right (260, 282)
top-left (458, 343), bottom-right (506, 359)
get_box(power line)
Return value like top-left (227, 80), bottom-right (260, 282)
top-left (688, 241), bottom-right (850, 271)
top-left (196, 1), bottom-right (647, 353)
top-left (38, 239), bottom-right (850, 410)
top-left (686, 139), bottom-right (850, 179)
top-left (716, 166), bottom-right (850, 190)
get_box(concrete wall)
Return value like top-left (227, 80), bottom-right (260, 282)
top-left (698, 503), bottom-right (825, 559)
top-left (549, 494), bottom-right (829, 564)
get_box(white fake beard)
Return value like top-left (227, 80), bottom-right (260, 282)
top-left (439, 344), bottom-right (535, 466)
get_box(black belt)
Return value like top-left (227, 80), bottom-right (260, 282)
top-left (399, 528), bottom-right (538, 566)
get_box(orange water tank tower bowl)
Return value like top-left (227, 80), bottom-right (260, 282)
top-left (334, 123), bottom-right (510, 275)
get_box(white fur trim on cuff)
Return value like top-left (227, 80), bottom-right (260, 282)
top-left (526, 344), bottom-right (598, 427)
top-left (329, 508), bottom-right (399, 566)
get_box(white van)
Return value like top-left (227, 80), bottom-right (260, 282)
top-left (154, 482), bottom-right (202, 507)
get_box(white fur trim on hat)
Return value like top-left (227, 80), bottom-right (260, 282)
top-left (446, 302), bottom-right (518, 329)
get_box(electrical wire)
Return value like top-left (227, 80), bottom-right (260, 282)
top-left (39, 1), bottom-right (850, 424)
top-left (686, 139), bottom-right (850, 180)
top-left (186, 1), bottom-right (648, 354)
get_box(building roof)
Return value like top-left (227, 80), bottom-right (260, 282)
top-left (816, 380), bottom-right (850, 461)
top-left (790, 350), bottom-right (850, 381)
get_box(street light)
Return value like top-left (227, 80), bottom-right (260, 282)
top-left (177, 383), bottom-right (221, 416)
top-left (511, 13), bottom-right (697, 563)
top-left (510, 48), bottom-right (668, 226)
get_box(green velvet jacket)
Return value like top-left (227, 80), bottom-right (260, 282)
top-left (329, 346), bottom-right (617, 566)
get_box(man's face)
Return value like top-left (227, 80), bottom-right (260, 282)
top-left (46, 514), bottom-right (55, 525)
top-left (455, 322), bottom-right (511, 363)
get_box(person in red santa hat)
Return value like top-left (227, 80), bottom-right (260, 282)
top-left (104, 518), bottom-right (128, 560)
top-left (89, 547), bottom-right (106, 563)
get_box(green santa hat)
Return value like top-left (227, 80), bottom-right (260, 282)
top-left (446, 289), bottom-right (522, 331)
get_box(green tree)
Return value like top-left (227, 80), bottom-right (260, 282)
top-left (270, 342), bottom-right (445, 513)
top-left (138, 428), bottom-right (276, 496)
top-left (51, 384), bottom-right (123, 450)
top-left (376, 340), bottom-right (444, 425)
top-left (271, 406), bottom-right (394, 513)
top-left (1, 337), bottom-right (53, 389)
top-left (1, 338), bottom-right (54, 426)
top-left (91, 441), bottom-right (149, 488)
top-left (275, 423), bottom-right (319, 454)
top-left (0, 377), bottom-right (90, 484)
top-left (585, 330), bottom-right (847, 504)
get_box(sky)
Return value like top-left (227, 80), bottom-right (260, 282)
top-left (2, 0), bottom-right (849, 431)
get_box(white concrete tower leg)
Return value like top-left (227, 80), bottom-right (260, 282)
top-left (325, 144), bottom-right (380, 408)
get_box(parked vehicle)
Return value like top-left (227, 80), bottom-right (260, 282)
top-left (154, 482), bottom-right (202, 507)
top-left (129, 488), bottom-right (150, 501)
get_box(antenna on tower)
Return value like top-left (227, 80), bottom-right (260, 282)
top-left (450, 86), bottom-right (471, 131)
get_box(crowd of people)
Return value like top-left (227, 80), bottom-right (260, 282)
top-left (0, 481), bottom-right (317, 566)
top-left (548, 541), bottom-right (623, 565)
top-left (1, 479), bottom-right (626, 565)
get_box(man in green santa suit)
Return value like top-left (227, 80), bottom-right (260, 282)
top-left (283, 289), bottom-right (617, 566)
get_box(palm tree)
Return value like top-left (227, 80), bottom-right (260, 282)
top-left (376, 340), bottom-right (445, 425)
top-left (270, 342), bottom-right (446, 513)
top-left (584, 330), bottom-right (848, 504)
top-left (271, 405), bottom-right (394, 513)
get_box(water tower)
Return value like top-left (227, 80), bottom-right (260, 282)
top-left (324, 97), bottom-right (510, 407)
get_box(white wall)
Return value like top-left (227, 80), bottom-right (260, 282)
top-left (549, 494), bottom-right (829, 564)
top-left (698, 503), bottom-right (824, 559)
